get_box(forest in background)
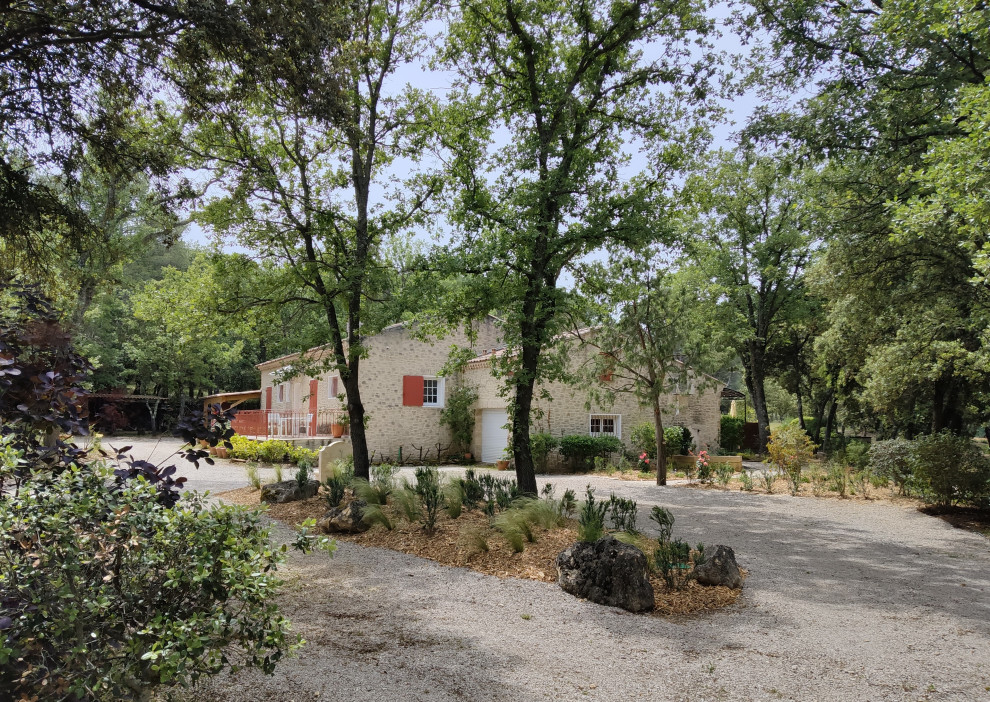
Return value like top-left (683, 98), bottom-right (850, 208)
top-left (2, 0), bottom-right (989, 485)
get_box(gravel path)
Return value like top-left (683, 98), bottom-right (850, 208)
top-left (114, 437), bottom-right (990, 701)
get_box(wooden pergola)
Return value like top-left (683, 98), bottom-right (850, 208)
top-left (201, 390), bottom-right (262, 413)
top-left (720, 387), bottom-right (747, 420)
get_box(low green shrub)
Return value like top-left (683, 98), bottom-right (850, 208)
top-left (230, 434), bottom-right (261, 461)
top-left (477, 473), bottom-right (519, 514)
top-left (607, 494), bottom-right (638, 533)
top-left (767, 424), bottom-right (817, 496)
top-left (228, 437), bottom-right (317, 468)
top-left (559, 434), bottom-right (623, 471)
top-left (630, 422), bottom-right (657, 459)
top-left (869, 438), bottom-right (913, 495)
top-left (654, 538), bottom-right (692, 590)
top-left (827, 460), bottom-right (849, 497)
top-left (531, 432), bottom-right (560, 471)
top-left (0, 463), bottom-right (311, 700)
top-left (663, 426), bottom-right (692, 456)
top-left (577, 486), bottom-right (608, 542)
top-left (540, 483), bottom-right (577, 522)
top-left (911, 432), bottom-right (990, 508)
top-left (720, 415), bottom-right (745, 452)
top-left (715, 463), bottom-right (733, 487)
top-left (739, 471), bottom-right (754, 492)
top-left (371, 463), bottom-right (398, 502)
top-left (649, 505), bottom-right (674, 542)
top-left (414, 466), bottom-right (445, 534)
top-left (460, 469), bottom-right (485, 509)
top-left (294, 463), bottom-right (311, 489)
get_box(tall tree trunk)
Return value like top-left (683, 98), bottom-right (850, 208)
top-left (795, 376), bottom-right (806, 431)
top-left (822, 399), bottom-right (838, 453)
top-left (512, 340), bottom-right (540, 496)
top-left (741, 340), bottom-right (770, 452)
top-left (653, 399), bottom-right (667, 486)
top-left (343, 372), bottom-right (369, 479)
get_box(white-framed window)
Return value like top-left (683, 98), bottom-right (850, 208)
top-left (276, 382), bottom-right (290, 403)
top-left (589, 414), bottom-right (621, 438)
top-left (328, 376), bottom-right (339, 399)
top-left (423, 377), bottom-right (445, 408)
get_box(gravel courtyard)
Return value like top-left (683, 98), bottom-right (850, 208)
top-left (116, 438), bottom-right (990, 701)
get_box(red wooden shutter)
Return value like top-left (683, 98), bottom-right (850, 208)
top-left (402, 375), bottom-right (424, 406)
top-left (265, 387), bottom-right (272, 410)
top-left (331, 377), bottom-right (338, 397)
top-left (309, 379), bottom-right (319, 433)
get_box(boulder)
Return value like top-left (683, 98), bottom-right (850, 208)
top-left (693, 545), bottom-right (743, 589)
top-left (260, 479), bottom-right (320, 505)
top-left (318, 499), bottom-right (370, 534)
top-left (556, 535), bottom-right (655, 613)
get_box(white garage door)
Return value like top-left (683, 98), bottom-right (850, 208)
top-left (481, 410), bottom-right (510, 463)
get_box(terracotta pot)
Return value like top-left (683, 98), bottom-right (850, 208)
top-left (495, 459), bottom-right (510, 471)
top-left (464, 452), bottom-right (473, 461)
top-left (208, 445), bottom-right (219, 456)
top-left (331, 423), bottom-right (344, 438)
top-left (216, 447), bottom-right (228, 459)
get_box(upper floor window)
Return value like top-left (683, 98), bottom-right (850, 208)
top-left (276, 382), bottom-right (290, 403)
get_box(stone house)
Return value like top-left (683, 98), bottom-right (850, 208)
top-left (249, 321), bottom-right (723, 463)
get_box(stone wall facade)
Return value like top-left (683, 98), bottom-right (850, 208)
top-left (462, 342), bottom-right (723, 457)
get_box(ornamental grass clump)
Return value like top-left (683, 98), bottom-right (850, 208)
top-left (361, 504), bottom-right (394, 530)
top-left (444, 478), bottom-right (465, 518)
top-left (323, 460), bottom-right (353, 509)
top-left (245, 461), bottom-right (261, 489)
top-left (458, 524), bottom-right (490, 558)
top-left (393, 483), bottom-right (422, 522)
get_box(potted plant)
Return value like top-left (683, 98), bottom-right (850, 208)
top-left (330, 418), bottom-right (345, 438)
top-left (495, 446), bottom-right (512, 471)
top-left (340, 413), bottom-right (351, 436)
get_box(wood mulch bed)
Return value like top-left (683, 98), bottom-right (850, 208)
top-left (217, 486), bottom-right (743, 616)
top-left (920, 505), bottom-right (990, 537)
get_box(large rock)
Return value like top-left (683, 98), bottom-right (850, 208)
top-left (318, 499), bottom-right (370, 534)
top-left (693, 545), bottom-right (743, 588)
top-left (260, 479), bottom-right (320, 504)
top-left (556, 535), bottom-right (655, 613)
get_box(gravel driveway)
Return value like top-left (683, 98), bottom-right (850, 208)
top-left (113, 437), bottom-right (990, 701)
